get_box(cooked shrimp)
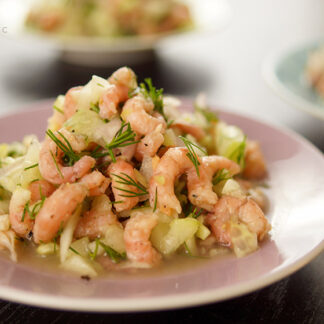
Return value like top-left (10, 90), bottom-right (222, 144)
top-left (108, 67), bottom-right (137, 97)
top-left (79, 170), bottom-right (110, 196)
top-left (149, 148), bottom-right (240, 215)
top-left (206, 195), bottom-right (271, 246)
top-left (171, 123), bottom-right (205, 141)
top-left (74, 195), bottom-right (119, 239)
top-left (63, 86), bottom-right (83, 120)
top-left (29, 179), bottom-right (56, 203)
top-left (122, 95), bottom-right (166, 135)
top-left (124, 211), bottom-right (161, 266)
top-left (9, 188), bottom-right (33, 238)
top-left (187, 156), bottom-right (241, 211)
top-left (135, 124), bottom-right (164, 160)
top-left (243, 140), bottom-right (267, 180)
top-left (33, 183), bottom-right (87, 243)
top-left (98, 67), bottom-right (137, 120)
top-left (108, 160), bottom-right (139, 212)
top-left (39, 129), bottom-right (95, 185)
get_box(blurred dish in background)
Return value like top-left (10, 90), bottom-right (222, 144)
top-left (263, 41), bottom-right (324, 121)
top-left (25, 0), bottom-right (193, 37)
top-left (0, 0), bottom-right (232, 66)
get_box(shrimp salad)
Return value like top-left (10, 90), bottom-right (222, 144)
top-left (25, 0), bottom-right (192, 38)
top-left (306, 46), bottom-right (324, 97)
top-left (0, 67), bottom-right (271, 277)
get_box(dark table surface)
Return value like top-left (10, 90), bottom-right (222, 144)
top-left (0, 0), bottom-right (323, 322)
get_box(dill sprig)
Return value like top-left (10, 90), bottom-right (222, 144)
top-left (179, 136), bottom-right (206, 177)
top-left (69, 246), bottom-right (81, 256)
top-left (53, 105), bottom-right (64, 114)
top-left (186, 205), bottom-right (202, 219)
top-left (50, 151), bottom-right (64, 179)
top-left (90, 102), bottom-right (100, 114)
top-left (105, 122), bottom-right (139, 162)
top-left (153, 187), bottom-right (158, 212)
top-left (89, 238), bottom-right (100, 260)
top-left (112, 172), bottom-right (148, 198)
top-left (24, 163), bottom-right (38, 171)
top-left (139, 78), bottom-right (167, 120)
top-left (53, 221), bottom-right (64, 253)
top-left (212, 168), bottom-right (231, 185)
top-left (46, 129), bottom-right (81, 166)
top-left (99, 241), bottom-right (126, 263)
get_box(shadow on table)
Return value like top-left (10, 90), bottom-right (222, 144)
top-left (3, 53), bottom-right (211, 101)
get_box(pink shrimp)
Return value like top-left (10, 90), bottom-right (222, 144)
top-left (243, 140), bottom-right (267, 180)
top-left (33, 183), bottom-right (87, 243)
top-left (39, 128), bottom-right (95, 185)
top-left (74, 195), bottom-right (119, 239)
top-left (63, 86), bottom-right (83, 120)
top-left (29, 179), bottom-right (56, 203)
top-left (108, 160), bottom-right (140, 212)
top-left (124, 211), bottom-right (161, 266)
top-left (149, 148), bottom-right (240, 215)
top-left (135, 125), bottom-right (164, 161)
top-left (99, 67), bottom-right (138, 120)
top-left (9, 188), bottom-right (33, 238)
top-left (79, 170), bottom-right (110, 196)
top-left (170, 123), bottom-right (205, 141)
top-left (206, 195), bottom-right (271, 246)
top-left (122, 95), bottom-right (166, 136)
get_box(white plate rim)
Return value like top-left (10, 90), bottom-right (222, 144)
top-left (0, 102), bottom-right (323, 312)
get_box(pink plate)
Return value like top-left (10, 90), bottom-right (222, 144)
top-left (0, 100), bottom-right (323, 312)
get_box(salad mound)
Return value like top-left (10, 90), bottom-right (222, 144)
top-left (0, 67), bottom-right (270, 277)
top-left (25, 0), bottom-right (193, 38)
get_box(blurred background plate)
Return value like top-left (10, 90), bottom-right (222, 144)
top-left (0, 0), bottom-right (232, 66)
top-left (263, 41), bottom-right (324, 121)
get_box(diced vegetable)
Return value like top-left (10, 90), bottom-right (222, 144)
top-left (70, 237), bottom-right (90, 258)
top-left (215, 121), bottom-right (246, 168)
top-left (196, 222), bottom-right (211, 240)
top-left (103, 224), bottom-right (126, 254)
top-left (37, 242), bottom-right (57, 255)
top-left (163, 129), bottom-right (178, 147)
top-left (230, 222), bottom-right (258, 258)
top-left (60, 254), bottom-right (97, 277)
top-left (184, 236), bottom-right (199, 256)
top-left (0, 230), bottom-right (17, 261)
top-left (60, 205), bottom-right (82, 263)
top-left (64, 110), bottom-right (122, 147)
top-left (214, 179), bottom-right (245, 198)
top-left (0, 214), bottom-right (10, 231)
top-left (73, 75), bottom-right (110, 111)
top-left (151, 218), bottom-right (199, 255)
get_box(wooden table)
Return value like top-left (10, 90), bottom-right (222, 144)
top-left (0, 0), bottom-right (323, 322)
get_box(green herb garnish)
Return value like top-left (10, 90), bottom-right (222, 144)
top-left (212, 168), bottom-right (231, 185)
top-left (179, 136), bottom-right (206, 177)
top-left (53, 221), bottom-right (64, 253)
top-left (99, 241), bottom-right (126, 263)
top-left (112, 172), bottom-right (148, 198)
top-left (90, 102), bottom-right (100, 114)
top-left (24, 163), bottom-right (38, 171)
top-left (89, 238), bottom-right (100, 260)
top-left (105, 122), bottom-right (139, 162)
top-left (53, 105), bottom-right (64, 114)
top-left (139, 78), bottom-right (166, 120)
top-left (50, 151), bottom-right (64, 179)
top-left (46, 129), bottom-right (81, 166)
top-left (69, 246), bottom-right (81, 256)
top-left (153, 187), bottom-right (158, 212)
